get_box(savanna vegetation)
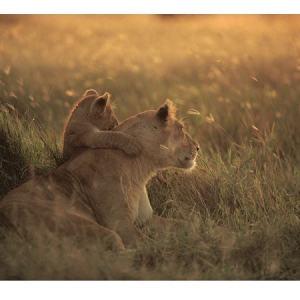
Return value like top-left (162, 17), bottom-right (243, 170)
top-left (1, 15), bottom-right (300, 280)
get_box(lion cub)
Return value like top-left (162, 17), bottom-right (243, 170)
top-left (62, 89), bottom-right (142, 160)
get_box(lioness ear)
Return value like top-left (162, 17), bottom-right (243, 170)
top-left (89, 92), bottom-right (110, 117)
top-left (84, 89), bottom-right (98, 97)
top-left (156, 99), bottom-right (176, 123)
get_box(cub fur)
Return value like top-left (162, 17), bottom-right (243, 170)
top-left (62, 89), bottom-right (142, 160)
top-left (0, 100), bottom-right (199, 250)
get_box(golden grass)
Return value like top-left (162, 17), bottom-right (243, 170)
top-left (1, 15), bottom-right (300, 280)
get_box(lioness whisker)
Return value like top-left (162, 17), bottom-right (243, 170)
top-left (160, 144), bottom-right (169, 150)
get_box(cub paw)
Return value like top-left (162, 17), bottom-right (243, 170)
top-left (122, 137), bottom-right (143, 156)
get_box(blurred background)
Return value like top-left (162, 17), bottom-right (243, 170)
top-left (1, 14), bottom-right (300, 153)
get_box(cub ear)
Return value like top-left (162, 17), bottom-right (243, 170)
top-left (156, 99), bottom-right (176, 123)
top-left (84, 89), bottom-right (98, 97)
top-left (89, 92), bottom-right (110, 117)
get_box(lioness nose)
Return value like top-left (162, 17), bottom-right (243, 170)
top-left (196, 145), bottom-right (200, 152)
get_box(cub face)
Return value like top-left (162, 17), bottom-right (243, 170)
top-left (62, 90), bottom-right (119, 160)
top-left (65, 90), bottom-right (119, 133)
top-left (82, 90), bottom-right (119, 131)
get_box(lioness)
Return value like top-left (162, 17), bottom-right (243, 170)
top-left (0, 100), bottom-right (199, 250)
top-left (62, 89), bottom-right (142, 160)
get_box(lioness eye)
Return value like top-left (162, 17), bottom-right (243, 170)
top-left (154, 126), bottom-right (158, 130)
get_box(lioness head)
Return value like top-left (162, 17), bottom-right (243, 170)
top-left (115, 100), bottom-right (199, 170)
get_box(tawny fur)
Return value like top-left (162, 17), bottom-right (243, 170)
top-left (62, 89), bottom-right (142, 160)
top-left (0, 100), bottom-right (199, 250)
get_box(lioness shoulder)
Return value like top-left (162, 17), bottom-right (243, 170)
top-left (62, 89), bottom-right (142, 160)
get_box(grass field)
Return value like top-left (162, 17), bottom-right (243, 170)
top-left (1, 14), bottom-right (300, 280)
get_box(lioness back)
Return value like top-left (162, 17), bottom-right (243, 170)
top-left (62, 89), bottom-right (142, 160)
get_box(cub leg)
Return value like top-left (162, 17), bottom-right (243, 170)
top-left (65, 124), bottom-right (142, 158)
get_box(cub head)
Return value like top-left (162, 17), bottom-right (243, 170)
top-left (115, 100), bottom-right (199, 170)
top-left (73, 89), bottom-right (119, 131)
